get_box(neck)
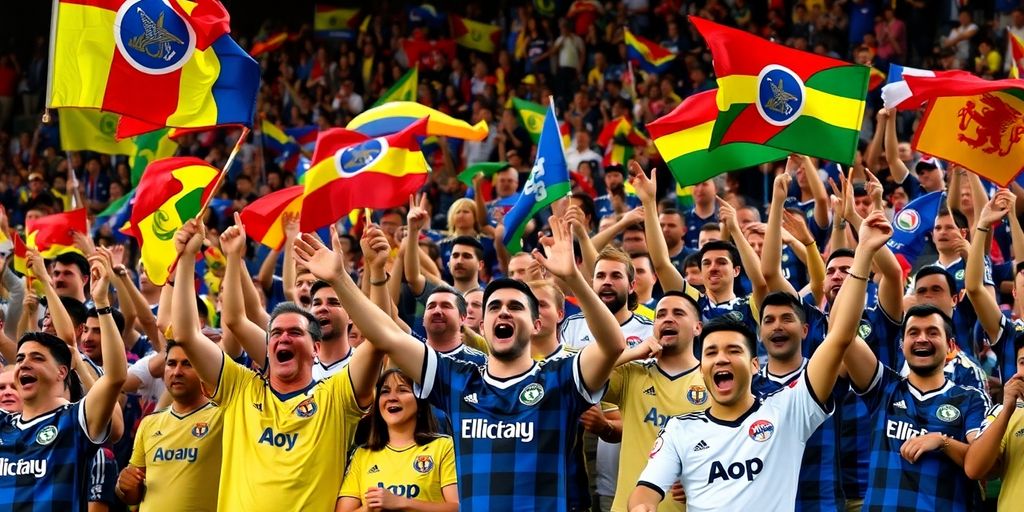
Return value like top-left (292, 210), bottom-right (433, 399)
top-left (488, 355), bottom-right (535, 380)
top-left (636, 288), bottom-right (653, 305)
top-left (317, 338), bottom-right (352, 365)
top-left (706, 286), bottom-right (735, 305)
top-left (531, 334), bottom-right (560, 360)
top-left (428, 334), bottom-right (462, 354)
top-left (667, 240), bottom-right (683, 257)
top-left (709, 393), bottom-right (756, 422)
top-left (937, 250), bottom-right (960, 265)
top-left (695, 201), bottom-right (715, 217)
top-left (613, 306), bottom-right (632, 324)
top-left (657, 346), bottom-right (698, 373)
top-left (171, 395), bottom-right (211, 416)
top-left (454, 227), bottom-right (476, 236)
top-left (387, 421), bottom-right (417, 447)
top-left (454, 278), bottom-right (478, 294)
top-left (22, 395), bottom-right (68, 420)
top-left (269, 371), bottom-right (313, 395)
top-left (141, 289), bottom-right (160, 306)
top-left (908, 368), bottom-right (947, 391)
top-left (766, 354), bottom-right (803, 376)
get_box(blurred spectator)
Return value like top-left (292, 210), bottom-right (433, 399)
top-left (942, 9), bottom-right (979, 69)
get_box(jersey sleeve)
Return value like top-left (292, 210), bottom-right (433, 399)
top-left (571, 352), bottom-right (606, 406)
top-left (961, 386), bottom-right (990, 438)
top-left (327, 366), bottom-right (370, 420)
top-left (88, 448), bottom-right (118, 505)
top-left (635, 419), bottom-right (685, 500)
top-left (993, 315), bottom-right (1024, 383)
top-left (338, 447), bottom-right (366, 499)
top-left (128, 415), bottom-right (151, 468)
top-left (853, 361), bottom-right (899, 414)
top-left (602, 365), bottom-right (629, 406)
top-left (414, 346), bottom-right (454, 412)
top-left (776, 372), bottom-right (833, 440)
top-left (211, 352), bottom-right (250, 406)
top-left (438, 436), bottom-right (458, 488)
top-left (76, 398), bottom-right (111, 445)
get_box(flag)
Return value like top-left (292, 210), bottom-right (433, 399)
top-left (261, 119), bottom-right (300, 155)
top-left (0, 227), bottom-right (10, 255)
top-left (676, 183), bottom-right (694, 209)
top-left (560, 122), bottom-right (571, 149)
top-left (403, 39), bottom-right (456, 69)
top-left (347, 101), bottom-right (488, 140)
top-left (690, 16), bottom-right (868, 165)
top-left (26, 209), bottom-right (88, 259)
top-left (887, 191), bottom-right (945, 273)
top-left (408, 4), bottom-right (445, 27)
top-left (512, 97), bottom-right (546, 143)
top-left (868, 66), bottom-right (887, 91)
top-left (300, 118), bottom-right (430, 231)
top-left (12, 232), bottom-right (28, 275)
top-left (250, 31), bottom-right (289, 57)
top-left (1010, 31), bottom-right (1024, 78)
top-left (457, 162), bottom-right (509, 186)
top-left (911, 86), bottom-right (1024, 186)
top-left (128, 127), bottom-right (179, 187)
top-left (623, 61), bottom-right (637, 100)
top-left (314, 5), bottom-right (361, 39)
top-left (534, 0), bottom-right (557, 17)
top-left (94, 190), bottom-right (135, 242)
top-left (371, 66), bottom-right (418, 108)
top-left (49, 0), bottom-right (261, 139)
top-left (59, 109), bottom-right (135, 155)
top-left (129, 157), bottom-right (222, 285)
top-left (647, 90), bottom-right (788, 186)
top-left (450, 15), bottom-right (500, 54)
top-left (624, 28), bottom-right (675, 74)
top-left (502, 102), bottom-right (570, 252)
top-left (597, 116), bottom-right (648, 167)
top-left (882, 68), bottom-right (976, 109)
top-left (239, 185), bottom-right (304, 250)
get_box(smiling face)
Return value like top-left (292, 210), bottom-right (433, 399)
top-left (700, 249), bottom-right (738, 294)
top-left (902, 313), bottom-right (950, 376)
top-left (14, 341), bottom-right (67, 404)
top-left (654, 296), bottom-right (700, 355)
top-left (0, 368), bottom-right (22, 413)
top-left (701, 331), bottom-right (757, 407)
top-left (79, 317), bottom-right (103, 364)
top-left (312, 286), bottom-right (349, 342)
top-left (483, 288), bottom-right (540, 362)
top-left (759, 304), bottom-right (807, 363)
top-left (378, 372), bottom-right (418, 427)
top-left (423, 292), bottom-right (464, 339)
top-left (267, 312), bottom-right (316, 384)
top-left (164, 345), bottom-right (204, 402)
top-left (593, 259), bottom-right (633, 314)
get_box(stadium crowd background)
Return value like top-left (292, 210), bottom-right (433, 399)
top-left (2, 0), bottom-right (1024, 511)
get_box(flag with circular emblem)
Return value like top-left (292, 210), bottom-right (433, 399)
top-left (58, 108), bottom-right (135, 155)
top-left (690, 16), bottom-right (868, 165)
top-left (511, 97), bottom-right (547, 144)
top-left (128, 157), bottom-right (222, 285)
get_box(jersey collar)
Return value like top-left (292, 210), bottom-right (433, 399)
top-left (704, 397), bottom-right (762, 428)
top-left (483, 361), bottom-right (540, 389)
top-left (908, 379), bottom-right (955, 402)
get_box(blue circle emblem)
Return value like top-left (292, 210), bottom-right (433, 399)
top-left (335, 138), bottom-right (388, 177)
top-left (114, 0), bottom-right (195, 75)
top-left (755, 65), bottom-right (805, 126)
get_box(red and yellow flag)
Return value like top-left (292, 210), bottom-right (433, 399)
top-left (12, 231), bottom-right (28, 275)
top-left (26, 209), bottom-right (88, 259)
top-left (597, 116), bottom-right (648, 167)
top-left (450, 15), bottom-right (501, 54)
top-left (239, 185), bottom-right (304, 250)
top-left (129, 157), bottom-right (222, 285)
top-left (49, 0), bottom-right (260, 138)
top-left (1010, 32), bottom-right (1024, 79)
top-left (300, 118), bottom-right (429, 232)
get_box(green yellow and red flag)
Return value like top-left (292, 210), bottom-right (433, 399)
top-left (11, 231), bottom-right (28, 276)
top-left (26, 209), bottom-right (88, 259)
top-left (1010, 31), bottom-right (1024, 79)
top-left (690, 16), bottom-right (868, 165)
top-left (450, 15), bottom-right (501, 54)
top-left (597, 116), bottom-right (648, 167)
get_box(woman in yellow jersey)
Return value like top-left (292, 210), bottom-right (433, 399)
top-left (337, 369), bottom-right (458, 512)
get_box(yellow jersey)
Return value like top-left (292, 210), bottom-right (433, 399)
top-left (604, 360), bottom-right (709, 512)
top-left (339, 435), bottom-right (457, 505)
top-left (212, 358), bottom-right (367, 511)
top-left (129, 402), bottom-right (223, 512)
top-left (983, 401), bottom-right (1024, 512)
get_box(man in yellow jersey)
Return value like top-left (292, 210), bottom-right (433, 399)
top-left (605, 291), bottom-right (708, 512)
top-left (116, 341), bottom-right (223, 511)
top-left (169, 219), bottom-right (387, 511)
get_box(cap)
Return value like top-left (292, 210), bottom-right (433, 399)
top-left (915, 156), bottom-right (943, 172)
top-left (604, 163), bottom-right (625, 176)
top-left (28, 172), bottom-right (44, 182)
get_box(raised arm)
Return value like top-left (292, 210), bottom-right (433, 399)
top-left (27, 250), bottom-right (76, 347)
top-left (882, 109), bottom-right (911, 184)
top-left (865, 109), bottom-right (886, 171)
top-left (967, 190), bottom-right (1014, 341)
top-left (590, 208), bottom-right (644, 251)
top-left (282, 217), bottom-right (299, 303)
top-left (629, 160), bottom-right (684, 291)
top-left (799, 155), bottom-right (830, 230)
top-left (405, 194), bottom-right (429, 296)
top-left (782, 211), bottom-right (825, 303)
top-left (810, 210), bottom-right (891, 402)
top-left (221, 213), bottom-right (269, 368)
top-left (720, 198), bottom-right (768, 312)
top-left (965, 375), bottom-right (1023, 479)
top-left (295, 226), bottom-right (429, 382)
top-left (84, 255), bottom-right (128, 441)
top-left (100, 247), bottom-right (137, 339)
top-left (534, 216), bottom-right (625, 391)
top-left (762, 172), bottom-right (800, 297)
top-left (349, 226), bottom-right (391, 407)
top-left (170, 220), bottom-right (226, 391)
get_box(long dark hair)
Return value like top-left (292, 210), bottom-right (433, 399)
top-left (365, 369), bottom-right (442, 451)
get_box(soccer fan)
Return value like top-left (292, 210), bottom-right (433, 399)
top-left (337, 369), bottom-right (458, 511)
top-left (296, 218), bottom-right (625, 511)
top-left (0, 255), bottom-right (127, 510)
top-left (527, 280), bottom-right (567, 361)
top-left (51, 252), bottom-right (91, 305)
top-left (605, 291), bottom-right (708, 512)
top-left (309, 281), bottom-right (353, 380)
top-left (0, 366), bottom-right (19, 412)
top-left (681, 179), bottom-right (718, 251)
top-left (628, 210), bottom-right (891, 512)
top-left (463, 288), bottom-right (484, 335)
top-left (595, 164), bottom-right (640, 218)
top-left (169, 219), bottom-right (386, 511)
top-left (116, 340), bottom-right (223, 511)
top-left (964, 365), bottom-right (1023, 511)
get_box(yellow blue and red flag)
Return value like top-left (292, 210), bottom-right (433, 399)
top-left (346, 101), bottom-right (488, 140)
top-left (49, 0), bottom-right (260, 139)
top-left (597, 116), bottom-right (648, 167)
top-left (624, 28), bottom-right (675, 74)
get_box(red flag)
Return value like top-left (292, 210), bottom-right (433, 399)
top-left (239, 186), bottom-right (304, 250)
top-left (26, 209), bottom-right (88, 258)
top-left (402, 39), bottom-right (456, 68)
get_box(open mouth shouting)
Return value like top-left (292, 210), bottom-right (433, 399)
top-left (275, 347), bottom-right (296, 364)
top-left (18, 372), bottom-right (38, 391)
top-left (712, 369), bottom-right (735, 394)
top-left (766, 331), bottom-right (790, 348)
top-left (909, 342), bottom-right (936, 359)
top-left (492, 321), bottom-right (515, 344)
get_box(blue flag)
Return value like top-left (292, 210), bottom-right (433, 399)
top-left (887, 190), bottom-right (945, 271)
top-left (501, 101), bottom-right (570, 252)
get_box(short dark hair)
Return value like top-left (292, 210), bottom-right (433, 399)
top-left (87, 307), bottom-right (126, 334)
top-left (682, 252), bottom-right (701, 269)
top-left (660, 208), bottom-right (685, 223)
top-left (451, 236), bottom-right (485, 260)
top-left (760, 292), bottom-right (806, 324)
top-left (937, 207), bottom-right (969, 230)
top-left (699, 223), bottom-right (721, 233)
top-left (658, 290), bottom-right (701, 316)
top-left (604, 164), bottom-right (625, 176)
top-left (482, 278), bottom-right (539, 320)
top-left (697, 317), bottom-right (758, 357)
top-left (698, 240), bottom-right (740, 268)
top-left (269, 302), bottom-right (323, 341)
top-left (195, 295), bottom-right (209, 320)
top-left (165, 339), bottom-right (183, 354)
top-left (428, 283), bottom-right (468, 317)
top-left (913, 266), bottom-right (956, 298)
top-left (310, 280), bottom-right (333, 299)
top-left (54, 252), bottom-right (89, 277)
top-left (903, 304), bottom-right (955, 341)
top-left (17, 331), bottom-right (72, 369)
top-left (826, 248), bottom-right (855, 266)
top-left (571, 193), bottom-right (596, 226)
top-left (56, 297), bottom-right (88, 327)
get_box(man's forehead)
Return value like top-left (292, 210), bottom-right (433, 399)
top-left (486, 288), bottom-right (528, 306)
top-left (313, 286), bottom-right (339, 300)
top-left (427, 292), bottom-right (459, 306)
top-left (271, 312), bottom-right (309, 328)
top-left (595, 259), bottom-right (627, 273)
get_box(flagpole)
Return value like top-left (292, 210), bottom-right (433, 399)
top-left (198, 126), bottom-right (250, 218)
top-left (42, 0), bottom-right (60, 124)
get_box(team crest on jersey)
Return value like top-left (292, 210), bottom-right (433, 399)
top-left (412, 455), bottom-right (435, 474)
top-left (725, 311), bottom-right (744, 322)
top-left (858, 322), bottom-right (872, 339)
top-left (35, 425), bottom-right (58, 446)
top-left (936, 404), bottom-right (961, 423)
top-left (649, 434), bottom-right (664, 458)
top-left (191, 422), bottom-right (210, 439)
top-left (626, 336), bottom-right (643, 349)
top-left (114, 0), bottom-right (196, 75)
top-left (748, 420), bottom-right (774, 442)
top-left (519, 383), bottom-right (545, 406)
top-left (295, 398), bottom-right (318, 418)
top-left (687, 386), bottom-right (708, 405)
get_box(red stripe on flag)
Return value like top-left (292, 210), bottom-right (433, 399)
top-left (718, 105), bottom-right (784, 145)
top-left (301, 173), bottom-right (428, 232)
top-left (102, 51), bottom-right (181, 132)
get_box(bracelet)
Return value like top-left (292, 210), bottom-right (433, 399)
top-left (977, 226), bottom-right (991, 233)
top-left (940, 434), bottom-right (950, 452)
top-left (836, 220), bottom-right (848, 229)
top-left (370, 272), bottom-right (390, 286)
top-left (95, 306), bottom-right (113, 315)
top-left (847, 272), bottom-right (868, 282)
top-left (802, 240), bottom-right (816, 247)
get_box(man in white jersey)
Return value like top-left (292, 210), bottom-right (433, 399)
top-left (628, 211), bottom-right (892, 512)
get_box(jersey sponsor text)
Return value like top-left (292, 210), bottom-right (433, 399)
top-left (460, 418), bottom-right (535, 443)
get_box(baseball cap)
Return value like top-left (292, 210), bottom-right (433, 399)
top-left (28, 172), bottom-right (44, 182)
top-left (915, 156), bottom-right (943, 173)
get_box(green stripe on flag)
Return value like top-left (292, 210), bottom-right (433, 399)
top-left (708, 104), bottom-right (746, 148)
top-left (765, 116), bottom-right (860, 165)
top-left (457, 162), bottom-right (509, 186)
top-left (504, 182), bottom-right (571, 253)
top-left (665, 143), bottom-right (787, 186)
top-left (805, 65), bottom-right (871, 100)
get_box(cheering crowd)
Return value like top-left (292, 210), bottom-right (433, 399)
top-left (3, 1), bottom-right (1024, 511)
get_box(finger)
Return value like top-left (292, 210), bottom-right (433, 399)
top-left (531, 249), bottom-right (549, 267)
top-left (234, 211), bottom-right (243, 227)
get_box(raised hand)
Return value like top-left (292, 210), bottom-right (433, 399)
top-left (220, 212), bottom-right (247, 258)
top-left (72, 228), bottom-right (96, 256)
top-left (978, 189), bottom-right (1014, 227)
top-left (628, 160), bottom-right (657, 204)
top-left (532, 216), bottom-right (577, 280)
top-left (857, 210), bottom-right (893, 251)
top-left (773, 171), bottom-right (791, 200)
top-left (26, 249), bottom-right (51, 285)
top-left (294, 225), bottom-right (348, 283)
top-left (407, 193), bottom-right (430, 233)
top-left (717, 197), bottom-right (738, 234)
top-left (88, 255), bottom-right (112, 307)
top-left (1003, 374), bottom-right (1024, 409)
top-left (282, 211), bottom-right (300, 241)
top-left (622, 206), bottom-right (645, 226)
top-left (109, 244), bottom-right (126, 268)
top-left (781, 210), bottom-right (814, 246)
top-left (174, 219), bottom-right (206, 256)
top-left (360, 225), bottom-right (391, 270)
top-left (864, 169), bottom-right (884, 209)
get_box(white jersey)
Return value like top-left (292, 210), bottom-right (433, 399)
top-left (636, 373), bottom-right (831, 512)
top-left (311, 349), bottom-right (352, 382)
top-left (560, 312), bottom-right (653, 352)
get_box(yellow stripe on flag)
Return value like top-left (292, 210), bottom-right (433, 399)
top-left (653, 120), bottom-right (715, 161)
top-left (303, 147), bottom-right (429, 193)
top-left (165, 45), bottom-right (222, 127)
top-left (715, 75), bottom-right (863, 131)
top-left (50, 4), bottom-right (117, 109)
top-left (59, 108), bottom-right (135, 155)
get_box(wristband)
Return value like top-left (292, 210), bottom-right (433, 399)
top-left (977, 226), bottom-right (991, 233)
top-left (802, 240), bottom-right (816, 247)
top-left (95, 306), bottom-right (113, 316)
top-left (847, 272), bottom-right (868, 282)
top-left (370, 272), bottom-right (390, 286)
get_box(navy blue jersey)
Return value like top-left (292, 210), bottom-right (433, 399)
top-left (693, 294), bottom-right (757, 358)
top-left (0, 401), bottom-right (108, 512)
top-left (594, 193), bottom-right (641, 219)
top-left (993, 315), bottom-right (1024, 383)
top-left (87, 447), bottom-right (117, 506)
top-left (416, 348), bottom-right (602, 512)
top-left (426, 342), bottom-right (489, 437)
top-left (784, 196), bottom-right (830, 248)
top-left (682, 207), bottom-right (718, 251)
top-left (857, 363), bottom-right (988, 512)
